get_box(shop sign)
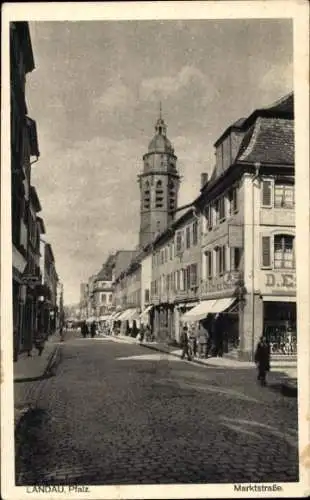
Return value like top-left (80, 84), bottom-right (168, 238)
top-left (264, 272), bottom-right (296, 290)
top-left (202, 271), bottom-right (240, 294)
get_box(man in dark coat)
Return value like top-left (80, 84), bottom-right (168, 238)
top-left (180, 325), bottom-right (191, 360)
top-left (90, 321), bottom-right (97, 338)
top-left (81, 321), bottom-right (88, 338)
top-left (254, 336), bottom-right (271, 386)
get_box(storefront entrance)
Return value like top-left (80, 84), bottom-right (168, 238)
top-left (263, 301), bottom-right (296, 355)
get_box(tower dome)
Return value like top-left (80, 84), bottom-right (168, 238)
top-left (148, 113), bottom-right (174, 154)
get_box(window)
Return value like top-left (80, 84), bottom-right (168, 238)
top-left (176, 270), bottom-right (180, 291)
top-left (101, 294), bottom-right (106, 304)
top-left (180, 269), bottom-right (185, 291)
top-left (186, 226), bottom-right (191, 248)
top-left (175, 230), bottom-right (183, 254)
top-left (274, 235), bottom-right (295, 269)
top-left (144, 181), bottom-right (150, 209)
top-left (192, 220), bottom-right (198, 245)
top-left (214, 200), bottom-right (220, 225)
top-left (190, 263), bottom-right (198, 287)
top-left (155, 180), bottom-right (164, 208)
top-left (169, 243), bottom-right (173, 260)
top-left (169, 180), bottom-right (175, 211)
top-left (186, 266), bottom-right (191, 290)
top-left (206, 251), bottom-right (213, 279)
top-left (230, 247), bottom-right (241, 271)
top-left (215, 246), bottom-right (225, 276)
top-left (261, 180), bottom-right (273, 207)
top-left (207, 204), bottom-right (213, 230)
top-left (261, 236), bottom-right (271, 267)
top-left (161, 249), bottom-right (164, 264)
top-left (109, 294), bottom-right (113, 303)
top-left (274, 183), bottom-right (294, 209)
top-left (219, 196), bottom-right (225, 221)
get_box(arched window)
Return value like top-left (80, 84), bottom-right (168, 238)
top-left (155, 180), bottom-right (163, 208)
top-left (144, 180), bottom-right (150, 209)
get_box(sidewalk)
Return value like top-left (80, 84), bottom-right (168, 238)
top-left (14, 333), bottom-right (62, 427)
top-left (110, 334), bottom-right (297, 397)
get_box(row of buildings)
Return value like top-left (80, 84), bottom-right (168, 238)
top-left (11, 22), bottom-right (63, 361)
top-left (81, 92), bottom-right (296, 361)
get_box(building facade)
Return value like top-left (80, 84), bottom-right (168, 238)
top-left (39, 240), bottom-right (58, 335)
top-left (150, 207), bottom-right (202, 342)
top-left (187, 92), bottom-right (295, 360)
top-left (11, 22), bottom-right (41, 359)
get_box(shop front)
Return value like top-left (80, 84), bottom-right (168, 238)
top-left (259, 269), bottom-right (296, 357)
top-left (262, 299), bottom-right (296, 356)
top-left (174, 301), bottom-right (199, 344)
top-left (181, 296), bottom-right (239, 355)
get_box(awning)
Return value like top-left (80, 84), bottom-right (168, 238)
top-left (118, 308), bottom-right (140, 321)
top-left (111, 311), bottom-right (122, 320)
top-left (181, 298), bottom-right (236, 321)
top-left (140, 305), bottom-right (153, 317)
top-left (182, 300), bottom-right (218, 321)
top-left (126, 309), bottom-right (140, 321)
top-left (210, 297), bottom-right (236, 313)
top-left (262, 296), bottom-right (296, 303)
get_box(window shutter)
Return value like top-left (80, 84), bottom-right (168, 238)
top-left (262, 180), bottom-right (272, 207)
top-left (262, 236), bottom-right (271, 267)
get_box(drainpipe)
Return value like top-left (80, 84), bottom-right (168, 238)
top-left (251, 162), bottom-right (261, 360)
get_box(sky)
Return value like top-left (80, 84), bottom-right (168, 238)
top-left (26, 19), bottom-right (293, 305)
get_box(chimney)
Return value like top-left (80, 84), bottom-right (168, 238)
top-left (201, 172), bottom-right (208, 189)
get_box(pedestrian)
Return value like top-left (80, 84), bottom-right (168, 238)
top-left (180, 325), bottom-right (191, 360)
top-left (189, 327), bottom-right (197, 358)
top-left (139, 323), bottom-right (145, 343)
top-left (254, 336), bottom-right (271, 386)
top-left (34, 330), bottom-right (45, 356)
top-left (145, 324), bottom-right (152, 342)
top-left (197, 320), bottom-right (208, 358)
top-left (59, 325), bottom-right (64, 342)
top-left (81, 321), bottom-right (88, 338)
top-left (90, 321), bottom-right (96, 338)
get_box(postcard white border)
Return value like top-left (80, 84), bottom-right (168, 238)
top-left (1, 1), bottom-right (309, 499)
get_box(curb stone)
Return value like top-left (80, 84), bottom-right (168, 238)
top-left (42, 343), bottom-right (62, 377)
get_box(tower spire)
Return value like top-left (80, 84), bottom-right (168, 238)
top-left (159, 101), bottom-right (162, 120)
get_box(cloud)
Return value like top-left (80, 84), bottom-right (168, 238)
top-left (96, 81), bottom-right (136, 113)
top-left (139, 65), bottom-right (208, 102)
top-left (259, 61), bottom-right (293, 98)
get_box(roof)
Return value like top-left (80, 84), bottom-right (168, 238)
top-left (262, 92), bottom-right (294, 115)
top-left (148, 116), bottom-right (175, 154)
top-left (214, 117), bottom-right (246, 147)
top-left (30, 186), bottom-right (42, 212)
top-left (36, 216), bottom-right (46, 235)
top-left (214, 92), bottom-right (293, 148)
top-left (96, 266), bottom-right (113, 281)
top-left (113, 250), bottom-right (139, 280)
top-left (148, 134), bottom-right (174, 154)
top-left (237, 117), bottom-right (294, 165)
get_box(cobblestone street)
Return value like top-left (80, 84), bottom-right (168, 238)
top-left (15, 331), bottom-right (299, 485)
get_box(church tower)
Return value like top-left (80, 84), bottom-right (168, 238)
top-left (138, 106), bottom-right (181, 248)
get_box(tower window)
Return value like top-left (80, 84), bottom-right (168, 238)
top-left (156, 180), bottom-right (164, 208)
